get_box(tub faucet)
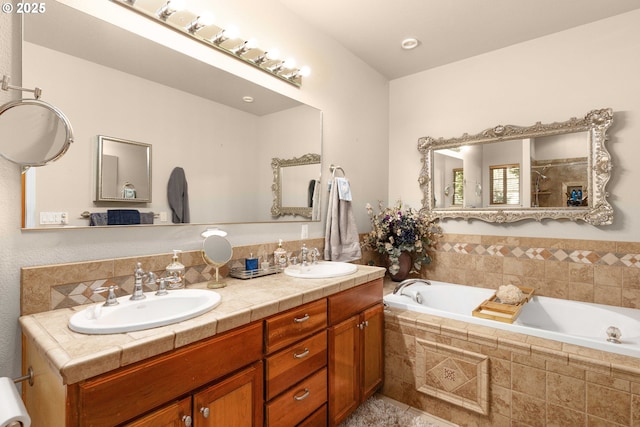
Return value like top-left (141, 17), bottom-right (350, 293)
top-left (132, 262), bottom-right (156, 301)
top-left (393, 278), bottom-right (430, 303)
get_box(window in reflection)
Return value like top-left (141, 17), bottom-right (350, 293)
top-left (490, 164), bottom-right (520, 205)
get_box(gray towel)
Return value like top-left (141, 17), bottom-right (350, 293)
top-left (167, 167), bottom-right (190, 223)
top-left (89, 212), bottom-right (107, 226)
top-left (324, 178), bottom-right (362, 262)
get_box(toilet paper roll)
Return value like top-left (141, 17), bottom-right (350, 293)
top-left (0, 377), bottom-right (30, 427)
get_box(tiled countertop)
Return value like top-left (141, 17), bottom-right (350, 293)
top-left (19, 265), bottom-right (386, 385)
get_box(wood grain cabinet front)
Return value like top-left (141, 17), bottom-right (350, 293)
top-left (327, 278), bottom-right (384, 426)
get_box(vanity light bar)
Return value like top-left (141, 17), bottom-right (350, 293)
top-left (110, 0), bottom-right (310, 87)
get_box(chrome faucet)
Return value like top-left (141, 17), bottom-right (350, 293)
top-left (393, 278), bottom-right (430, 303)
top-left (131, 262), bottom-right (156, 301)
top-left (301, 244), bottom-right (309, 266)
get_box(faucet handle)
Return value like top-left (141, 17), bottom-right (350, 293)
top-left (310, 248), bottom-right (320, 264)
top-left (94, 285), bottom-right (119, 306)
top-left (156, 277), bottom-right (169, 296)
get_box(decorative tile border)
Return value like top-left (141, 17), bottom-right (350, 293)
top-left (438, 241), bottom-right (640, 268)
top-left (415, 338), bottom-right (489, 415)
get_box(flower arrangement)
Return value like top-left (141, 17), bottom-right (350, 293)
top-left (362, 201), bottom-right (441, 276)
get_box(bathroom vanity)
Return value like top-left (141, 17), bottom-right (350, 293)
top-left (20, 265), bottom-right (385, 427)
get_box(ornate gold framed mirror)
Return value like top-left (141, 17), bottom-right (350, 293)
top-left (418, 108), bottom-right (614, 225)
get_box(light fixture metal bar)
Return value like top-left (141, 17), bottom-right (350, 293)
top-left (110, 0), bottom-right (303, 87)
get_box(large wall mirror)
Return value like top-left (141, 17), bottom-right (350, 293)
top-left (418, 108), bottom-right (614, 225)
top-left (21, 1), bottom-right (322, 228)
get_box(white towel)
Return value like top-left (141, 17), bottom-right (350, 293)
top-left (335, 177), bottom-right (352, 201)
top-left (324, 178), bottom-right (362, 262)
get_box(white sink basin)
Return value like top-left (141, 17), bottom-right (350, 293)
top-left (68, 289), bottom-right (221, 334)
top-left (284, 261), bottom-right (358, 279)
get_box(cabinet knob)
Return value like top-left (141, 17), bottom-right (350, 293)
top-left (293, 388), bottom-right (310, 401)
top-left (293, 348), bottom-right (310, 359)
top-left (293, 314), bottom-right (310, 323)
top-left (182, 415), bottom-right (193, 426)
top-left (200, 407), bottom-right (210, 418)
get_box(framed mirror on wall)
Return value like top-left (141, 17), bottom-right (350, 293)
top-left (21, 1), bottom-right (322, 228)
top-left (95, 136), bottom-right (151, 203)
top-left (271, 153), bottom-right (321, 220)
top-left (418, 108), bottom-right (614, 225)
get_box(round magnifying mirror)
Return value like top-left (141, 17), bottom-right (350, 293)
top-left (202, 235), bottom-right (233, 289)
top-left (0, 98), bottom-right (73, 168)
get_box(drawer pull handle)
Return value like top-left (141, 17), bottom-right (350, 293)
top-left (200, 407), bottom-right (210, 418)
top-left (293, 314), bottom-right (310, 323)
top-left (293, 348), bottom-right (310, 359)
top-left (293, 388), bottom-right (310, 401)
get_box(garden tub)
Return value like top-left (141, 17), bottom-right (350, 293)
top-left (384, 280), bottom-right (640, 358)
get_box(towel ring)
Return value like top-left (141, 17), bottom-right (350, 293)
top-left (330, 164), bottom-right (346, 177)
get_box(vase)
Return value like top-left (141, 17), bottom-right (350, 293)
top-left (386, 251), bottom-right (412, 282)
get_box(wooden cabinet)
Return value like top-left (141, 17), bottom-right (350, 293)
top-left (327, 278), bottom-right (384, 426)
top-left (263, 299), bottom-right (328, 427)
top-left (25, 321), bottom-right (264, 427)
top-left (23, 277), bottom-right (383, 427)
top-left (124, 362), bottom-right (263, 427)
top-left (123, 397), bottom-right (191, 427)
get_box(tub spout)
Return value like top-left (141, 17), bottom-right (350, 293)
top-left (393, 278), bottom-right (430, 303)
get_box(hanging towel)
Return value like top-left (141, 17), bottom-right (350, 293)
top-left (107, 209), bottom-right (141, 225)
top-left (140, 212), bottom-right (155, 224)
top-left (89, 212), bottom-right (108, 226)
top-left (324, 178), bottom-right (362, 262)
top-left (335, 177), bottom-right (352, 201)
top-left (311, 179), bottom-right (321, 221)
top-left (167, 167), bottom-right (190, 223)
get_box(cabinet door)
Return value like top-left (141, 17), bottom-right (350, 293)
top-left (361, 304), bottom-right (384, 401)
top-left (123, 397), bottom-right (192, 427)
top-left (194, 362), bottom-right (263, 427)
top-left (327, 315), bottom-right (360, 426)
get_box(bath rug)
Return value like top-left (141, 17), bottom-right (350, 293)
top-left (339, 395), bottom-right (441, 427)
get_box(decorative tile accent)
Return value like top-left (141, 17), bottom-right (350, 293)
top-left (437, 241), bottom-right (640, 268)
top-left (415, 338), bottom-right (489, 415)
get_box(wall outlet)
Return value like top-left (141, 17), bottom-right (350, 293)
top-left (160, 211), bottom-right (167, 222)
top-left (301, 224), bottom-right (309, 239)
top-left (40, 212), bottom-right (69, 225)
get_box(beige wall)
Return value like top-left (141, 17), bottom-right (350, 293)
top-left (389, 9), bottom-right (640, 242)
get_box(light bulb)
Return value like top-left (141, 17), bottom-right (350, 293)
top-left (298, 66), bottom-right (311, 77)
top-left (266, 49), bottom-right (280, 61)
top-left (282, 58), bottom-right (296, 68)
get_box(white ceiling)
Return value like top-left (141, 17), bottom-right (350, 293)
top-left (278, 0), bottom-right (640, 79)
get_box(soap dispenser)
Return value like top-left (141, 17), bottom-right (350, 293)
top-left (274, 239), bottom-right (287, 269)
top-left (166, 249), bottom-right (185, 288)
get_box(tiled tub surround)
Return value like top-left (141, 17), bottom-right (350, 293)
top-left (425, 234), bottom-right (640, 309)
top-left (382, 304), bottom-right (640, 426)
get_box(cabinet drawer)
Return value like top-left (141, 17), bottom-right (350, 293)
top-left (265, 330), bottom-right (327, 400)
top-left (298, 403), bottom-right (327, 427)
top-left (74, 322), bottom-right (263, 427)
top-left (265, 299), bottom-right (327, 354)
top-left (265, 367), bottom-right (327, 427)
top-left (328, 279), bottom-right (382, 325)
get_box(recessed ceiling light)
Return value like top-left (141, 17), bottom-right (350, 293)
top-left (401, 37), bottom-right (420, 50)
top-left (242, 96), bottom-right (254, 103)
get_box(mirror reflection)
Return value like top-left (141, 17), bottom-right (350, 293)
top-left (419, 108), bottom-right (614, 225)
top-left (95, 136), bottom-right (152, 202)
top-left (433, 132), bottom-right (588, 209)
top-left (21, 1), bottom-right (322, 228)
top-left (271, 153), bottom-right (321, 220)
